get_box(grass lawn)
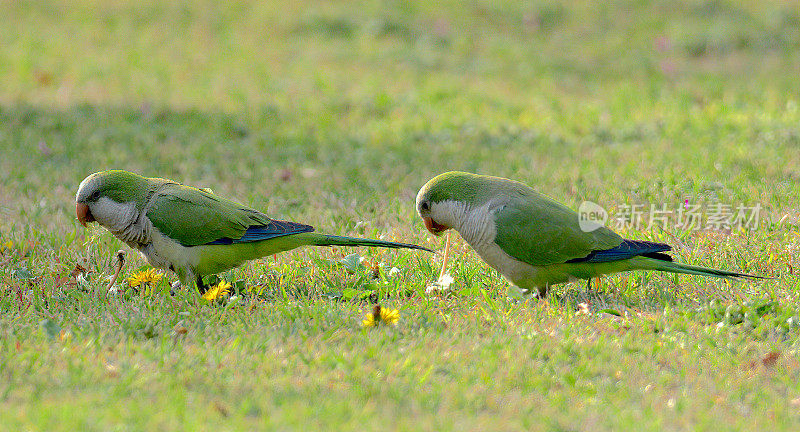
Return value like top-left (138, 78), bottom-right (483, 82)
top-left (2, 0), bottom-right (800, 430)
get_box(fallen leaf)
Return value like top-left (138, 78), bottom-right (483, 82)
top-left (70, 264), bottom-right (87, 278)
top-left (762, 351), bottom-right (781, 368)
top-left (53, 275), bottom-right (76, 288)
top-left (213, 401), bottom-right (229, 417)
top-left (34, 70), bottom-right (53, 86)
top-left (277, 168), bottom-right (292, 182)
top-left (746, 351), bottom-right (783, 370)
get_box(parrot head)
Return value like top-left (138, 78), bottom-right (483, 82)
top-left (415, 171), bottom-right (490, 236)
top-left (75, 170), bottom-right (152, 228)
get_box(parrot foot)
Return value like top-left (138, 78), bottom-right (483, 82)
top-left (585, 277), bottom-right (602, 302)
top-left (536, 287), bottom-right (548, 299)
top-left (196, 275), bottom-right (208, 294)
top-left (170, 281), bottom-right (181, 295)
top-left (507, 285), bottom-right (547, 300)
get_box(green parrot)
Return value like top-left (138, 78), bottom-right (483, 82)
top-left (75, 170), bottom-right (430, 291)
top-left (415, 171), bottom-right (762, 296)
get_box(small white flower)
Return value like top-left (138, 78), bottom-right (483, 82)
top-left (425, 272), bottom-right (454, 295)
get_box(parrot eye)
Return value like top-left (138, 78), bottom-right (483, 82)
top-left (420, 201), bottom-right (430, 212)
top-left (89, 190), bottom-right (101, 201)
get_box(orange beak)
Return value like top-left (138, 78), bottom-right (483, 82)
top-left (423, 217), bottom-right (449, 236)
top-left (76, 203), bottom-right (94, 227)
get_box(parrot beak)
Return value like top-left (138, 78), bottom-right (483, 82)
top-left (76, 202), bottom-right (94, 227)
top-left (423, 217), bottom-right (448, 236)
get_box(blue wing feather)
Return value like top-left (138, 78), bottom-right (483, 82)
top-left (566, 239), bottom-right (672, 263)
top-left (206, 220), bottom-right (314, 245)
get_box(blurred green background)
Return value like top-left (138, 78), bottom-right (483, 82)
top-left (2, 0), bottom-right (798, 238)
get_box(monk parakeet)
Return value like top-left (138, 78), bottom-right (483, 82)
top-left (76, 170), bottom-right (430, 291)
top-left (416, 171), bottom-right (761, 296)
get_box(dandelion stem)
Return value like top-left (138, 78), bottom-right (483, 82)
top-left (439, 231), bottom-right (451, 280)
top-left (106, 250), bottom-right (126, 293)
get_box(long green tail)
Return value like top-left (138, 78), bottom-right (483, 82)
top-left (310, 234), bottom-right (432, 252)
top-left (638, 257), bottom-right (766, 280)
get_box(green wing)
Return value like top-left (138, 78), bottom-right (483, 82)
top-left (493, 191), bottom-right (623, 266)
top-left (146, 184), bottom-right (305, 247)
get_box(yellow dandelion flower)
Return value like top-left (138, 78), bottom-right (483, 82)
top-left (127, 268), bottom-right (163, 287)
top-left (362, 313), bottom-right (376, 327)
top-left (203, 281), bottom-right (231, 301)
top-left (361, 304), bottom-right (400, 327)
top-left (380, 308), bottom-right (400, 325)
top-left (141, 268), bottom-right (163, 284)
top-left (127, 273), bottom-right (144, 287)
